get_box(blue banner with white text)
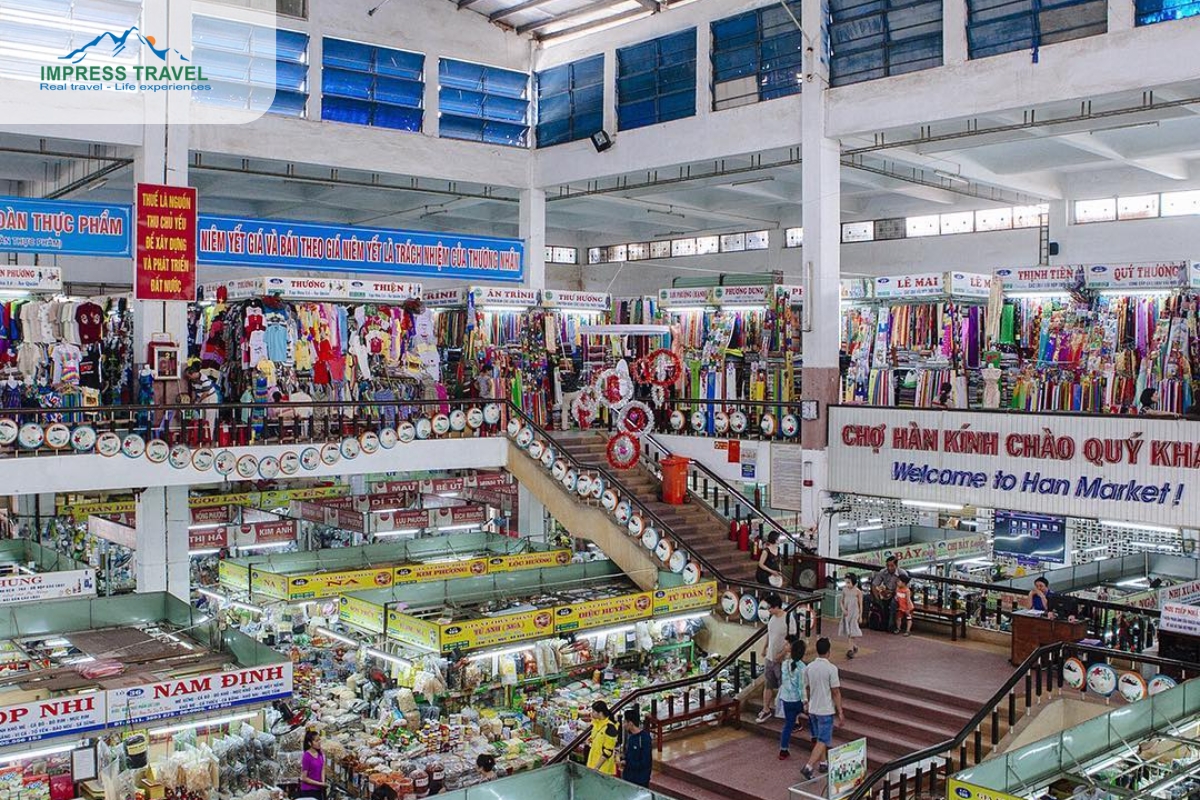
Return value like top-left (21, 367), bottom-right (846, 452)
top-left (0, 196), bottom-right (130, 257)
top-left (196, 215), bottom-right (524, 282)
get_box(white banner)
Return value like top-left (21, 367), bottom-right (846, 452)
top-left (0, 694), bottom-right (107, 747)
top-left (541, 290), bottom-right (610, 310)
top-left (828, 407), bottom-right (1199, 526)
top-left (0, 570), bottom-right (96, 604)
top-left (1160, 579), bottom-right (1200, 609)
top-left (994, 266), bottom-right (1083, 293)
top-left (776, 284), bottom-right (805, 305)
top-left (107, 663), bottom-right (292, 726)
top-left (1082, 262), bottom-right (1185, 290)
top-left (470, 286), bottom-right (538, 307)
top-left (840, 279), bottom-right (872, 301)
top-left (0, 266), bottom-right (61, 292)
top-left (947, 272), bottom-right (992, 298)
top-left (423, 287), bottom-right (467, 306)
top-left (874, 273), bottom-right (943, 299)
top-left (1160, 602), bottom-right (1200, 636)
top-left (713, 285), bottom-right (769, 305)
top-left (658, 287), bottom-right (713, 307)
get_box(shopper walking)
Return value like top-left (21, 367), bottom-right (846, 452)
top-left (586, 700), bottom-right (621, 775)
top-left (756, 531), bottom-right (784, 587)
top-left (621, 708), bottom-right (654, 787)
top-left (777, 638), bottom-right (807, 760)
top-left (838, 574), bottom-right (864, 658)
top-left (801, 638), bottom-right (843, 781)
top-left (870, 556), bottom-right (909, 633)
top-left (300, 731), bottom-right (328, 800)
top-left (756, 593), bottom-right (790, 724)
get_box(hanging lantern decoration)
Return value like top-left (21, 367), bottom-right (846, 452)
top-left (606, 431), bottom-right (640, 470)
top-left (616, 401), bottom-right (654, 437)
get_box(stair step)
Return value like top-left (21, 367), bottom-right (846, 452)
top-left (837, 669), bottom-right (985, 713)
top-left (739, 712), bottom-right (926, 759)
top-left (838, 685), bottom-right (977, 728)
top-left (650, 773), bottom-right (732, 800)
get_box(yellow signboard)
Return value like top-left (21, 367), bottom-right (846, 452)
top-left (339, 595), bottom-right (386, 634)
top-left (946, 779), bottom-right (1026, 800)
top-left (190, 492), bottom-right (256, 509)
top-left (438, 609), bottom-right (555, 651)
top-left (652, 581), bottom-right (718, 615)
top-left (259, 485), bottom-right (350, 507)
top-left (394, 558), bottom-right (489, 584)
top-left (386, 609), bottom-right (442, 651)
top-left (218, 560), bottom-right (250, 592)
top-left (250, 568), bottom-right (289, 601)
top-left (554, 592), bottom-right (653, 633)
top-left (68, 500), bottom-right (136, 520)
top-left (287, 568), bottom-right (395, 600)
top-left (485, 549), bottom-right (573, 573)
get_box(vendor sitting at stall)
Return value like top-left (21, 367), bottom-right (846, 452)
top-left (870, 556), bottom-right (909, 633)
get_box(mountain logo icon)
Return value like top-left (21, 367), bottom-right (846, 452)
top-left (59, 26), bottom-right (188, 64)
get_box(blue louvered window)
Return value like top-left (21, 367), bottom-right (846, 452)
top-left (535, 54), bottom-right (603, 147)
top-left (0, 0), bottom-right (141, 82)
top-left (617, 30), bottom-right (696, 131)
top-left (439, 58), bottom-right (530, 147)
top-left (967, 0), bottom-right (1105, 58)
top-left (192, 18), bottom-right (309, 116)
top-left (321, 38), bottom-right (424, 131)
top-left (711, 2), bottom-right (802, 110)
top-left (829, 0), bottom-right (942, 86)
top-left (1136, 0), bottom-right (1200, 24)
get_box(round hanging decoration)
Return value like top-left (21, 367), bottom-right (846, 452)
top-left (757, 603), bottom-right (772, 624)
top-left (1087, 663), bottom-right (1118, 697)
top-left (414, 417), bottom-right (433, 440)
top-left (71, 425), bottom-right (97, 452)
top-left (570, 387), bottom-right (601, 428)
top-left (145, 439), bottom-right (170, 464)
top-left (97, 431), bottom-right (122, 458)
top-left (690, 411), bottom-right (706, 432)
top-left (236, 454), bottom-right (259, 480)
top-left (720, 590), bottom-right (740, 616)
top-left (168, 444), bottom-right (192, 470)
top-left (654, 538), bottom-right (674, 564)
top-left (768, 573), bottom-right (784, 588)
top-left (120, 433), bottom-right (145, 459)
top-left (551, 459), bottom-right (568, 482)
top-left (516, 426), bottom-right (536, 450)
top-left (780, 414), bottom-right (799, 438)
top-left (341, 436), bottom-right (361, 459)
top-left (320, 442), bottom-right (341, 466)
top-left (398, 422), bottom-right (416, 444)
top-left (669, 410), bottom-right (686, 431)
top-left (449, 409), bottom-right (467, 432)
top-left (466, 407), bottom-right (485, 430)
top-left (760, 413), bottom-right (778, 437)
top-left (432, 414), bottom-right (452, 436)
top-left (681, 561), bottom-right (702, 585)
top-left (627, 513), bottom-right (645, 537)
top-left (641, 527), bottom-right (660, 550)
top-left (714, 411), bottom-right (730, 434)
top-left (739, 593), bottom-right (759, 622)
top-left (576, 473), bottom-right (594, 497)
top-left (606, 431), bottom-right (640, 470)
top-left (600, 488), bottom-right (619, 511)
top-left (1149, 674), bottom-right (1178, 695)
top-left (279, 451), bottom-right (301, 475)
top-left (484, 404), bottom-right (502, 425)
top-left (0, 418), bottom-right (17, 446)
top-left (45, 423), bottom-right (71, 450)
top-left (359, 431), bottom-right (381, 455)
top-left (1118, 671), bottom-right (1147, 704)
top-left (614, 500), bottom-right (633, 524)
top-left (17, 423), bottom-right (44, 450)
top-left (528, 439), bottom-right (545, 461)
top-left (640, 348), bottom-right (683, 387)
top-left (563, 468), bottom-right (578, 493)
top-left (650, 385), bottom-right (666, 408)
top-left (299, 447), bottom-right (321, 471)
top-left (214, 450), bottom-right (236, 476)
top-left (596, 361), bottom-right (634, 410)
top-left (379, 427), bottom-right (398, 449)
top-left (259, 455), bottom-right (281, 480)
top-left (192, 447), bottom-right (215, 471)
top-left (506, 417), bottom-right (522, 437)
top-left (668, 548), bottom-right (688, 573)
top-left (591, 476), bottom-right (606, 501)
top-left (729, 411), bottom-right (748, 434)
top-left (616, 401), bottom-right (654, 437)
top-left (540, 446), bottom-right (556, 469)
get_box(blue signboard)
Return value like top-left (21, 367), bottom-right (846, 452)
top-left (0, 196), bottom-right (131, 257)
top-left (196, 215), bottom-right (525, 283)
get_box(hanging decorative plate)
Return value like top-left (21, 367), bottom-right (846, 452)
top-left (540, 447), bottom-right (556, 470)
top-left (169, 444), bottom-right (192, 470)
top-left (17, 423), bottom-right (44, 450)
top-left (236, 454), bottom-right (259, 479)
top-left (668, 548), bottom-right (688, 573)
top-left (398, 422), bottom-right (416, 443)
top-left (466, 407), bottom-right (484, 429)
top-left (258, 455), bottom-right (281, 480)
top-left (71, 425), bottom-right (97, 452)
top-left (1149, 674), bottom-right (1178, 695)
top-left (516, 427), bottom-right (536, 450)
top-left (45, 423), bottom-right (71, 450)
top-left (1086, 663), bottom-right (1118, 697)
top-left (415, 417), bottom-right (433, 439)
top-left (214, 450), bottom-right (236, 476)
top-left (669, 410), bottom-right (686, 431)
top-left (432, 414), bottom-right (452, 436)
top-left (627, 513), bottom-right (645, 537)
top-left (654, 538), bottom-right (674, 564)
top-left (280, 451), bottom-right (301, 475)
top-left (300, 447), bottom-right (321, 471)
top-left (601, 488), bottom-right (619, 511)
top-left (681, 561), bottom-right (702, 585)
top-left (449, 409), bottom-right (467, 432)
top-left (145, 439), bottom-right (170, 464)
top-left (591, 476), bottom-right (606, 501)
top-left (341, 436), bottom-right (361, 459)
top-left (1062, 657), bottom-right (1086, 690)
top-left (616, 401), bottom-right (654, 436)
top-left (614, 500), bottom-right (633, 524)
top-left (1118, 671), bottom-right (1147, 704)
top-left (721, 590), bottom-right (740, 616)
top-left (528, 439), bottom-right (545, 461)
top-left (563, 468), bottom-right (578, 493)
top-left (714, 412), bottom-right (730, 434)
top-left (606, 432), bottom-right (640, 470)
top-left (641, 527), bottom-right (660, 551)
top-left (320, 442), bottom-right (341, 466)
top-left (730, 411), bottom-right (748, 434)
top-left (551, 459), bottom-right (568, 482)
top-left (359, 431), bottom-right (380, 455)
top-left (379, 427), bottom-right (398, 449)
top-left (0, 418), bottom-right (17, 446)
top-left (739, 594), bottom-right (759, 622)
top-left (690, 411), bottom-right (706, 432)
top-left (192, 447), bottom-right (215, 471)
top-left (576, 473), bottom-right (593, 497)
top-left (506, 418), bottom-right (522, 437)
top-left (757, 603), bottom-right (772, 624)
top-left (484, 403), bottom-right (502, 425)
top-left (121, 433), bottom-right (146, 459)
top-left (781, 414), bottom-right (799, 438)
top-left (97, 431), bottom-right (122, 458)
top-left (760, 413), bottom-right (777, 437)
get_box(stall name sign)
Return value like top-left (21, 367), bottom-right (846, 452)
top-left (947, 272), bottom-right (992, 298)
top-left (198, 215), bottom-right (524, 282)
top-left (554, 592), bottom-right (653, 633)
top-left (875, 273), bottom-right (942, 299)
top-left (107, 663), bottom-right (292, 726)
top-left (849, 535), bottom-right (988, 571)
top-left (471, 286), bottom-right (538, 307)
top-left (440, 609), bottom-right (554, 651)
top-left (385, 609), bottom-right (441, 650)
top-left (191, 506), bottom-right (230, 526)
top-left (422, 288), bottom-right (468, 306)
top-left (1160, 602), bottom-right (1200, 636)
top-left (371, 471), bottom-right (511, 495)
top-left (658, 287), bottom-right (713, 307)
top-left (228, 520), bottom-right (298, 547)
top-left (840, 279), bottom-right (871, 301)
top-left (486, 550), bottom-right (572, 573)
top-left (218, 561), bottom-right (250, 591)
top-left (1191, 261), bottom-right (1200, 289)
top-left (373, 508), bottom-right (432, 532)
top-left (0, 266), bottom-right (61, 292)
top-left (325, 507), bottom-right (366, 533)
top-left (713, 285), bottom-right (769, 305)
top-left (249, 276), bottom-right (422, 302)
top-left (945, 779), bottom-right (1025, 800)
top-left (339, 595), bottom-right (385, 633)
top-left (188, 527), bottom-right (229, 550)
top-left (0, 197), bottom-right (130, 257)
top-left (1083, 261), bottom-right (1185, 290)
top-left (993, 266), bottom-right (1082, 293)
top-left (394, 558), bottom-right (488, 584)
top-left (0, 569), bottom-right (96, 604)
top-left (135, 184), bottom-right (197, 301)
top-left (541, 290), bottom-right (611, 311)
top-left (286, 567), bottom-right (395, 600)
top-left (653, 581), bottom-right (718, 615)
top-left (776, 284), bottom-right (805, 305)
top-left (0, 694), bottom-right (107, 747)
top-left (829, 407), bottom-right (1200, 526)
top-left (1159, 579), bottom-right (1200, 609)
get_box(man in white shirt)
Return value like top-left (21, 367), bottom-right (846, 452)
top-left (802, 637), bottom-right (844, 781)
top-left (756, 593), bottom-right (790, 724)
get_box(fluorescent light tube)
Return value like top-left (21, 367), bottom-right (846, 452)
top-left (237, 541), bottom-right (292, 552)
top-left (188, 549), bottom-right (221, 557)
top-left (150, 712), bottom-right (257, 736)
top-left (230, 601), bottom-right (262, 614)
top-left (438, 492), bottom-right (460, 498)
top-left (366, 648), bottom-right (411, 668)
top-left (1116, 577), bottom-right (1150, 587)
top-left (437, 524), bottom-right (480, 532)
top-left (197, 588), bottom-right (226, 603)
top-left (468, 643), bottom-right (537, 661)
top-left (856, 525), bottom-right (884, 532)
top-left (188, 522), bottom-right (225, 531)
top-left (315, 627), bottom-right (360, 647)
top-left (901, 500), bottom-right (964, 510)
top-left (375, 528), bottom-right (422, 537)
top-left (0, 742), bottom-right (80, 765)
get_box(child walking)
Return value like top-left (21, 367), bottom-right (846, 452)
top-left (838, 574), bottom-right (864, 658)
top-left (894, 575), bottom-right (914, 636)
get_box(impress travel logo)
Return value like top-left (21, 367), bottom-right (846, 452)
top-left (39, 25), bottom-right (209, 92)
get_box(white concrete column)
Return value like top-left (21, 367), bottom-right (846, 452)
top-left (944, 0), bottom-right (969, 65)
top-left (517, 483), bottom-right (546, 542)
top-left (135, 486), bottom-right (190, 599)
top-left (602, 49), bottom-right (618, 135)
top-left (1108, 0), bottom-right (1136, 32)
top-left (424, 54), bottom-right (440, 137)
top-left (520, 187), bottom-right (547, 290)
top-left (695, 23), bottom-right (713, 116)
top-left (308, 35), bottom-right (324, 121)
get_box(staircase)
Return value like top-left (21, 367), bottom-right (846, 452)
top-left (555, 432), bottom-right (761, 584)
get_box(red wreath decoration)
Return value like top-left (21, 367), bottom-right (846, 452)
top-left (606, 432), bottom-right (641, 470)
top-left (617, 401), bottom-right (654, 436)
top-left (639, 348), bottom-right (683, 387)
